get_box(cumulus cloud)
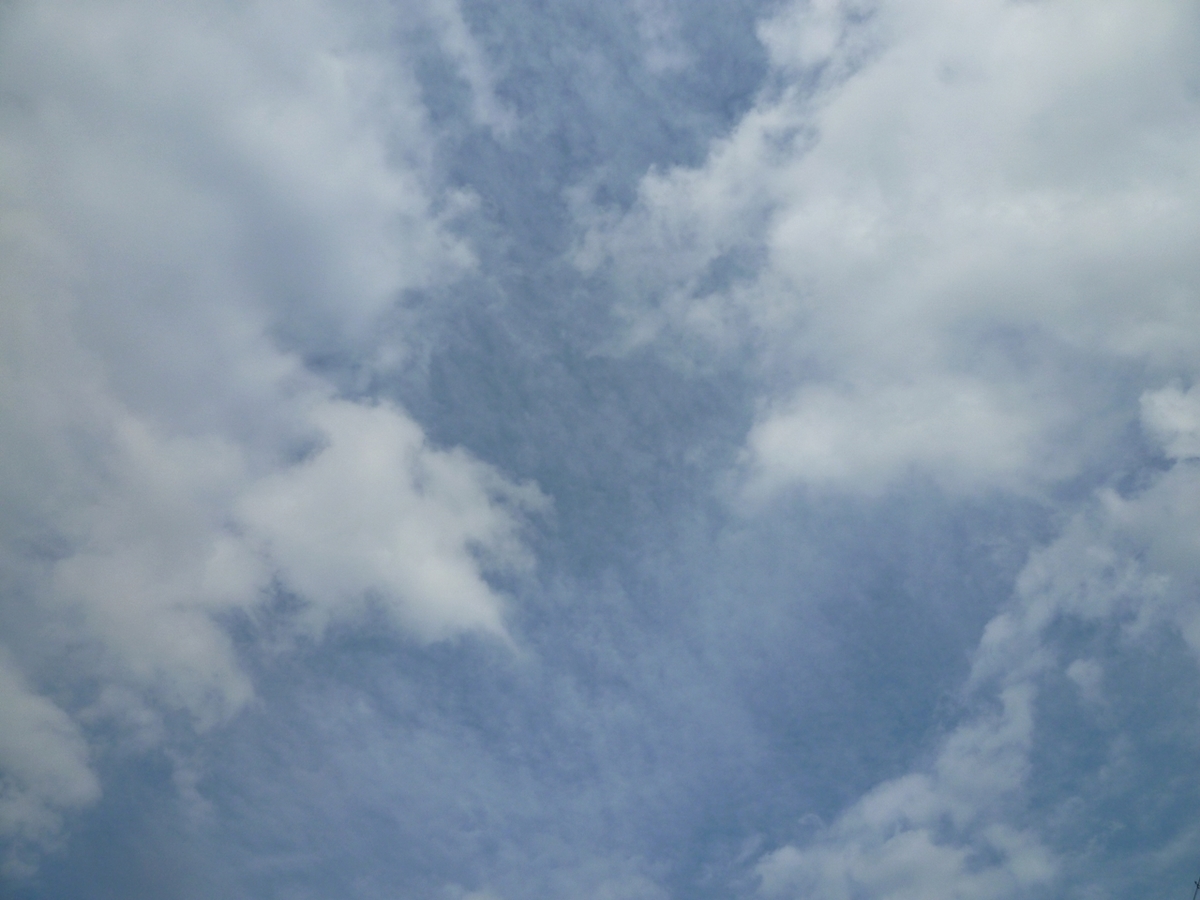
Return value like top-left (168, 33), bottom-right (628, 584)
top-left (238, 396), bottom-right (544, 641)
top-left (573, 7), bottom-right (1200, 889)
top-left (0, 0), bottom-right (540, 860)
top-left (581, 0), bottom-right (1200, 495)
top-left (6, 0), bottom-right (1200, 892)
top-left (743, 377), bottom-right (1047, 497)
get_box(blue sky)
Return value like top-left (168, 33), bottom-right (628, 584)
top-left (2, 1), bottom-right (1200, 898)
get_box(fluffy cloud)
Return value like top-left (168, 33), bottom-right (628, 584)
top-left (237, 396), bottom-right (544, 642)
top-left (7, 0), bottom-right (1200, 891)
top-left (0, 0), bottom-right (538, 860)
top-left (581, 0), bottom-right (1200, 495)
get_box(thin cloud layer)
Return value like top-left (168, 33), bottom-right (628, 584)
top-left (0, 0), bottom-right (538, 865)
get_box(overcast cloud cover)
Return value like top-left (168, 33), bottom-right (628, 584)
top-left (2, 0), bottom-right (1200, 897)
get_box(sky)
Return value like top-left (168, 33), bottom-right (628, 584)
top-left (2, 0), bottom-right (1200, 898)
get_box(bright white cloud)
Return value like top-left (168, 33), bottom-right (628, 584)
top-left (582, 0), bottom-right (1200, 495)
top-left (238, 396), bottom-right (544, 642)
top-left (0, 0), bottom-right (540, 858)
top-left (1141, 384), bottom-right (1200, 462)
top-left (744, 377), bottom-right (1049, 497)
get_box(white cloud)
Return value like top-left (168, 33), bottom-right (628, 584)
top-left (238, 396), bottom-right (545, 642)
top-left (0, 0), bottom-right (541, 859)
top-left (581, 0), bottom-right (1200, 495)
top-left (743, 377), bottom-right (1049, 497)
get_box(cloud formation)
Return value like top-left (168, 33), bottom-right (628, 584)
top-left (754, 385), bottom-right (1200, 898)
top-left (583, 0), bottom-right (1200, 495)
top-left (4, 0), bottom-right (1200, 896)
top-left (0, 0), bottom-right (538, 860)
top-left (569, 2), bottom-right (1200, 895)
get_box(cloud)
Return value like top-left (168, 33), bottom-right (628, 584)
top-left (417, 0), bottom-right (518, 137)
top-left (238, 396), bottom-right (545, 642)
top-left (751, 391), bottom-right (1200, 899)
top-left (581, 0), bottom-right (1200, 495)
top-left (0, 656), bottom-right (100, 878)
top-left (757, 685), bottom-right (1054, 900)
top-left (0, 0), bottom-right (540, 861)
top-left (743, 377), bottom-right (1047, 497)
top-left (6, 0), bottom-right (1200, 893)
